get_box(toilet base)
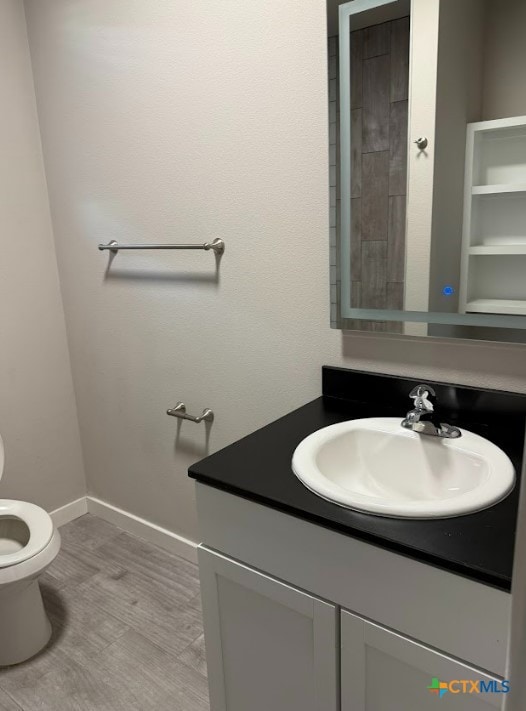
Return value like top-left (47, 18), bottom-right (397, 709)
top-left (0, 578), bottom-right (52, 666)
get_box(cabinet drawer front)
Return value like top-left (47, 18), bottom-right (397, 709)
top-left (341, 610), bottom-right (504, 710)
top-left (198, 546), bottom-right (338, 711)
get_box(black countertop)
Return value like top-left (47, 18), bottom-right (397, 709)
top-left (190, 367), bottom-right (526, 592)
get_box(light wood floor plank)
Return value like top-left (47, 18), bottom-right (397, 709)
top-left (40, 547), bottom-right (100, 591)
top-left (178, 633), bottom-right (208, 680)
top-left (58, 514), bottom-right (122, 553)
top-left (75, 569), bottom-right (203, 658)
top-left (91, 629), bottom-right (210, 711)
top-left (0, 646), bottom-right (77, 702)
top-left (40, 583), bottom-right (130, 665)
top-left (0, 689), bottom-right (22, 711)
top-left (187, 591), bottom-right (203, 614)
top-left (3, 654), bottom-right (143, 711)
top-left (94, 531), bottom-right (200, 603)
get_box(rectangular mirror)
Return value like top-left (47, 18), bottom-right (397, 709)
top-left (328, 0), bottom-right (526, 342)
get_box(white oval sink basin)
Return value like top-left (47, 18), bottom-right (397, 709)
top-left (292, 418), bottom-right (515, 519)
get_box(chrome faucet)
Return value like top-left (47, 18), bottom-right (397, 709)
top-left (401, 384), bottom-right (462, 439)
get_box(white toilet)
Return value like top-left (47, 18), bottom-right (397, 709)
top-left (0, 434), bottom-right (61, 666)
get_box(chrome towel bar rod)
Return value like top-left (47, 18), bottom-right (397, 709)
top-left (98, 238), bottom-right (225, 255)
top-left (167, 402), bottom-right (214, 424)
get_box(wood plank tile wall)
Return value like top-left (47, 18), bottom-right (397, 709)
top-left (329, 17), bottom-right (410, 332)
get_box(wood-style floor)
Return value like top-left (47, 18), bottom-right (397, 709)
top-left (0, 515), bottom-right (210, 711)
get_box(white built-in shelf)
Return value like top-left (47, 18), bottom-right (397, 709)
top-left (469, 245), bottom-right (526, 255)
top-left (460, 116), bottom-right (526, 316)
top-left (466, 299), bottom-right (526, 316)
top-left (472, 184), bottom-right (526, 195)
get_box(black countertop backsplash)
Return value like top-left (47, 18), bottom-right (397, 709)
top-left (189, 367), bottom-right (526, 592)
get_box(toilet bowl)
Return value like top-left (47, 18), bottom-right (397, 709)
top-left (0, 436), bottom-right (61, 666)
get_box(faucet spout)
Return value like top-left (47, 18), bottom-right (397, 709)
top-left (401, 384), bottom-right (462, 439)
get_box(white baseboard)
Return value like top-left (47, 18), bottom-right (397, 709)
top-left (50, 496), bottom-right (88, 527)
top-left (48, 495), bottom-right (198, 564)
top-left (87, 496), bottom-right (198, 564)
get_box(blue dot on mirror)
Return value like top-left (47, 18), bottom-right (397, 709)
top-left (442, 285), bottom-right (455, 296)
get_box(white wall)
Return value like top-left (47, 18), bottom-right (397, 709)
top-left (24, 0), bottom-right (526, 544)
top-left (0, 0), bottom-right (85, 511)
top-left (483, 0), bottom-right (526, 120)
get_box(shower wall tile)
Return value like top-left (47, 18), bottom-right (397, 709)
top-left (362, 150), bottom-right (389, 241)
top-left (387, 281), bottom-right (404, 310)
top-left (363, 21), bottom-right (390, 59)
top-left (390, 17), bottom-right (410, 102)
top-left (351, 108), bottom-right (362, 198)
top-left (361, 241), bottom-right (387, 307)
top-left (387, 195), bottom-right (406, 284)
top-left (363, 53), bottom-right (390, 152)
top-left (350, 29), bottom-right (363, 109)
top-left (350, 198), bottom-right (362, 282)
top-left (389, 99), bottom-right (408, 196)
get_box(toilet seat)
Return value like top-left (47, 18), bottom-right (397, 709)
top-left (0, 500), bottom-right (54, 568)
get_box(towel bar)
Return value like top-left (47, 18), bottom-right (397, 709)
top-left (98, 238), bottom-right (224, 255)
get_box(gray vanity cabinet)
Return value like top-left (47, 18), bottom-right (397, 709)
top-left (196, 485), bottom-right (510, 710)
top-left (198, 547), bottom-right (339, 711)
top-left (340, 611), bottom-right (502, 711)
top-left (199, 545), bottom-right (505, 711)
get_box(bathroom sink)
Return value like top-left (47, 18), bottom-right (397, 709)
top-left (292, 418), bottom-right (515, 518)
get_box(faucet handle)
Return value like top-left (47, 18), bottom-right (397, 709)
top-left (409, 384), bottom-right (436, 412)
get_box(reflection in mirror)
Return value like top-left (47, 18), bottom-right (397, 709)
top-left (328, 0), bottom-right (526, 342)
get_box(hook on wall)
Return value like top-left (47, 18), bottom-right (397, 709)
top-left (414, 137), bottom-right (429, 151)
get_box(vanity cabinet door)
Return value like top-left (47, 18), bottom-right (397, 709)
top-left (198, 546), bottom-right (338, 711)
top-left (341, 610), bottom-right (503, 710)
